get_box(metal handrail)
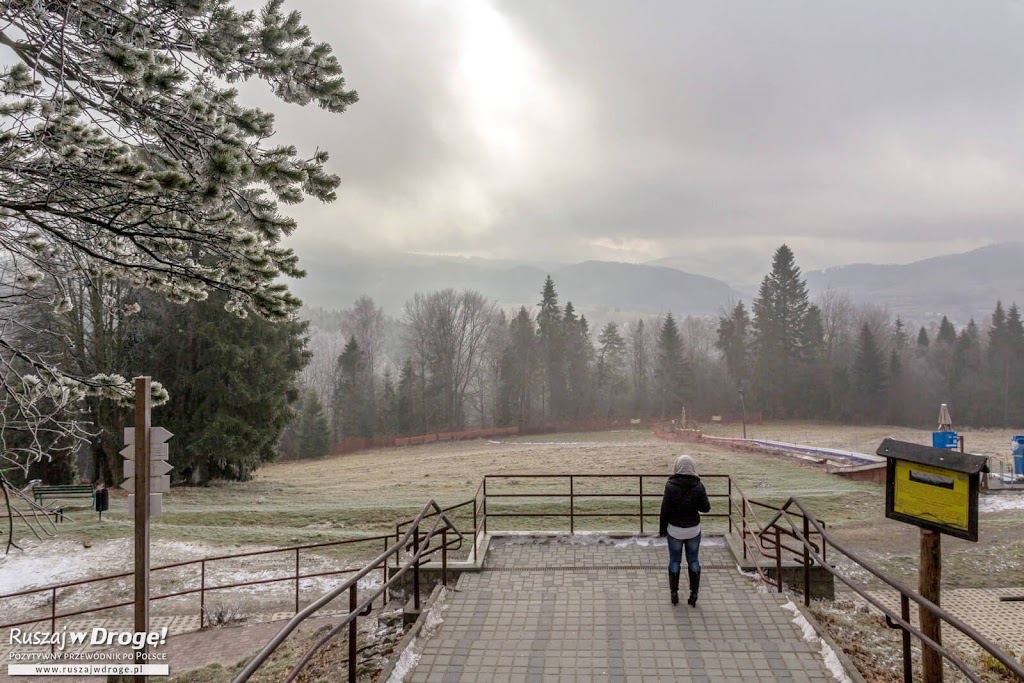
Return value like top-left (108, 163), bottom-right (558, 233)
top-left (765, 497), bottom-right (1024, 682)
top-left (480, 473), bottom-right (732, 534)
top-left (0, 532), bottom-right (398, 634)
top-left (233, 499), bottom-right (462, 683)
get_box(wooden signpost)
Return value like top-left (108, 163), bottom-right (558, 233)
top-left (122, 377), bottom-right (173, 683)
top-left (877, 437), bottom-right (988, 683)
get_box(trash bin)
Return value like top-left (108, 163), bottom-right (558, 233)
top-left (1013, 436), bottom-right (1024, 475)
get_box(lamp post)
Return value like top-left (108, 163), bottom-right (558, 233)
top-left (738, 389), bottom-right (747, 440)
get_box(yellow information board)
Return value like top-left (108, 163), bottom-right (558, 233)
top-left (892, 460), bottom-right (970, 532)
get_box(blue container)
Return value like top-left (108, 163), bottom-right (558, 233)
top-left (932, 431), bottom-right (958, 449)
top-left (1016, 455), bottom-right (1024, 476)
top-left (1013, 435), bottom-right (1024, 456)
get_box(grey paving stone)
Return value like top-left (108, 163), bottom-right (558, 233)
top-left (401, 538), bottom-right (848, 682)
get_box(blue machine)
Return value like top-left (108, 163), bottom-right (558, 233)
top-left (1013, 436), bottom-right (1024, 476)
top-left (932, 431), bottom-right (958, 450)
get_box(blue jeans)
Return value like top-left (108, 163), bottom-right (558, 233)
top-left (667, 532), bottom-right (701, 575)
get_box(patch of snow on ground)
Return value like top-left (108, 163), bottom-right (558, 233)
top-left (782, 600), bottom-right (853, 683)
top-left (0, 538), bottom-right (211, 595)
top-left (387, 587), bottom-right (450, 683)
top-left (980, 493), bottom-right (1024, 513)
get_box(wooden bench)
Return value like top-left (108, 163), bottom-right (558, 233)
top-left (32, 484), bottom-right (95, 507)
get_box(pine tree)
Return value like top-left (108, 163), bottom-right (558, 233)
top-left (138, 291), bottom-right (310, 483)
top-left (656, 313), bottom-right (687, 418)
top-left (0, 0), bottom-right (356, 474)
top-left (596, 322), bottom-right (627, 418)
top-left (297, 391), bottom-right (331, 459)
top-left (498, 307), bottom-right (538, 426)
top-left (936, 316), bottom-right (957, 345)
top-left (333, 336), bottom-right (373, 440)
top-left (396, 359), bottom-right (419, 435)
top-left (379, 367), bottom-right (399, 435)
top-left (715, 302), bottom-right (751, 387)
top-left (852, 323), bottom-right (887, 422)
top-left (536, 276), bottom-right (566, 422)
top-left (628, 319), bottom-right (651, 417)
top-left (917, 327), bottom-right (930, 350)
top-left (562, 303), bottom-right (593, 420)
top-left (751, 245), bottom-right (815, 417)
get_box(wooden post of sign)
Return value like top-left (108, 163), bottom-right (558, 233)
top-left (134, 376), bottom-right (151, 683)
top-left (920, 528), bottom-right (942, 683)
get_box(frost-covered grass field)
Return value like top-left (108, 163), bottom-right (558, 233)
top-left (3, 423), bottom-right (1024, 612)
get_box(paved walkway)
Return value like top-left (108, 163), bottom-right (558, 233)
top-left (400, 537), bottom-right (847, 683)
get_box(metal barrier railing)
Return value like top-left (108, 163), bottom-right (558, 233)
top-left (233, 499), bottom-right (462, 683)
top-left (3, 470), bottom-right (1022, 682)
top-left (0, 533), bottom-right (399, 645)
top-left (736, 493), bottom-right (1024, 682)
top-left (478, 473), bottom-right (733, 535)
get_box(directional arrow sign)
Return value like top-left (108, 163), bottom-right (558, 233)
top-left (119, 443), bottom-right (169, 460)
top-left (150, 427), bottom-right (173, 444)
top-left (123, 426), bottom-right (174, 445)
top-left (127, 493), bottom-right (163, 518)
top-left (124, 460), bottom-right (173, 479)
top-left (122, 476), bottom-right (170, 494)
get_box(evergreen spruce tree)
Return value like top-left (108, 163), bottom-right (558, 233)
top-left (380, 367), bottom-right (399, 435)
top-left (852, 323), bottom-right (887, 422)
top-left (628, 320), bottom-right (650, 417)
top-left (751, 245), bottom-right (815, 417)
top-left (498, 307), bottom-right (538, 427)
top-left (537, 276), bottom-right (566, 422)
top-left (596, 322), bottom-right (627, 418)
top-left (917, 326), bottom-right (930, 350)
top-left (936, 316), bottom-right (957, 345)
top-left (296, 391), bottom-right (331, 459)
top-left (715, 302), bottom-right (751, 388)
top-left (0, 0), bottom-right (356, 474)
top-left (333, 336), bottom-right (373, 440)
top-left (139, 291), bottom-right (310, 483)
top-left (396, 359), bottom-right (419, 435)
top-left (656, 313), bottom-right (687, 418)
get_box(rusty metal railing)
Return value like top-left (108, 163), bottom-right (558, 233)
top-left (233, 499), bottom-right (462, 683)
top-left (5, 469), bottom-right (1022, 682)
top-left (746, 496), bottom-right (1024, 682)
top-left (0, 533), bottom-right (401, 646)
top-left (478, 473), bottom-right (733, 535)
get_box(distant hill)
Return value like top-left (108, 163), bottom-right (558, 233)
top-left (804, 242), bottom-right (1024, 325)
top-left (289, 251), bottom-right (741, 319)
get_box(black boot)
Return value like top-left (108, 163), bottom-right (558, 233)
top-left (687, 569), bottom-right (701, 607)
top-left (669, 571), bottom-right (680, 605)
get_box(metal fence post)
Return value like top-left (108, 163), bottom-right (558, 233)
top-left (741, 497), bottom-right (747, 560)
top-left (901, 594), bottom-right (912, 683)
top-left (294, 548), bottom-right (301, 614)
top-left (638, 475), bottom-right (644, 533)
top-left (472, 494), bottom-right (478, 563)
top-left (727, 478), bottom-right (733, 534)
top-left (569, 476), bottom-right (575, 534)
top-left (348, 583), bottom-right (357, 683)
top-left (442, 529), bottom-right (448, 586)
top-left (199, 560), bottom-right (206, 628)
top-left (482, 478), bottom-right (488, 535)
top-left (50, 587), bottom-right (56, 654)
top-left (803, 515), bottom-right (810, 607)
top-left (775, 527), bottom-right (783, 593)
top-left (413, 527), bottom-right (421, 611)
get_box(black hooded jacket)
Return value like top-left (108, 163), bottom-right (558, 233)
top-left (659, 474), bottom-right (711, 536)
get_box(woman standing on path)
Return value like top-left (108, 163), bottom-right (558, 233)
top-left (658, 454), bottom-right (711, 606)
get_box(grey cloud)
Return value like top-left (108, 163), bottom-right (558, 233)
top-left (257, 0), bottom-right (1024, 274)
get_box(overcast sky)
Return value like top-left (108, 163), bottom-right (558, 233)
top-left (251, 1), bottom-right (1024, 280)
